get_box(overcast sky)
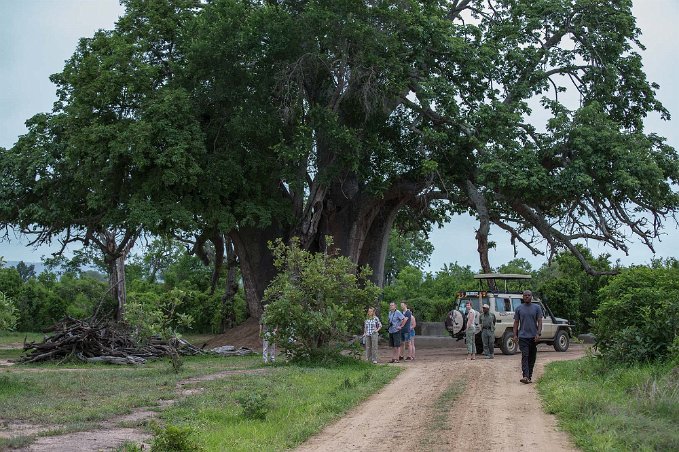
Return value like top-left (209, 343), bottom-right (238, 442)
top-left (0, 0), bottom-right (677, 271)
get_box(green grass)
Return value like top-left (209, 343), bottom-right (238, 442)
top-left (538, 357), bottom-right (679, 451)
top-left (0, 353), bottom-right (401, 451)
top-left (0, 331), bottom-right (44, 346)
top-left (158, 362), bottom-right (399, 451)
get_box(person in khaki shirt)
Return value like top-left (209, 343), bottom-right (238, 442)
top-left (480, 303), bottom-right (496, 359)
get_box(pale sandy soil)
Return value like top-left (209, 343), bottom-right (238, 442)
top-left (295, 338), bottom-right (583, 452)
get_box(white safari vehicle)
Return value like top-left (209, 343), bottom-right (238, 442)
top-left (444, 273), bottom-right (573, 355)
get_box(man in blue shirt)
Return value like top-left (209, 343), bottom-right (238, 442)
top-left (388, 302), bottom-right (407, 363)
top-left (513, 290), bottom-right (543, 384)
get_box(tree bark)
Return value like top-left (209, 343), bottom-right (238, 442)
top-left (229, 224), bottom-right (283, 319)
top-left (220, 235), bottom-right (239, 332)
top-left (98, 230), bottom-right (136, 322)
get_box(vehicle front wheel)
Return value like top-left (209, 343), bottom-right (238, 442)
top-left (500, 330), bottom-right (518, 355)
top-left (553, 329), bottom-right (569, 352)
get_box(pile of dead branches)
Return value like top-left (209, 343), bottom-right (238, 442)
top-left (19, 317), bottom-right (205, 365)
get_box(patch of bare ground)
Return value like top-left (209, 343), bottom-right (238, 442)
top-left (5, 367), bottom-right (272, 451)
top-left (295, 338), bottom-right (584, 452)
top-left (204, 317), bottom-right (262, 351)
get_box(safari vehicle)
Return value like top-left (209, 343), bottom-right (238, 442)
top-left (444, 273), bottom-right (573, 355)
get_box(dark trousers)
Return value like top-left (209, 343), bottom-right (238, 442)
top-left (519, 337), bottom-right (537, 378)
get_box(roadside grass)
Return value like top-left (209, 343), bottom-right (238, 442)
top-left (157, 362), bottom-right (400, 451)
top-left (538, 357), bottom-right (679, 451)
top-left (0, 354), bottom-right (259, 426)
top-left (0, 332), bottom-right (44, 346)
top-left (0, 352), bottom-right (400, 451)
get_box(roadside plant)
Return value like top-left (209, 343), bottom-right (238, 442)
top-left (594, 265), bottom-right (679, 364)
top-left (125, 288), bottom-right (194, 343)
top-left (0, 291), bottom-right (18, 331)
top-left (235, 391), bottom-right (269, 420)
top-left (262, 237), bottom-right (381, 360)
top-left (150, 424), bottom-right (203, 452)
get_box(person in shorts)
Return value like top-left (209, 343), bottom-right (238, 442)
top-left (388, 302), bottom-right (406, 363)
top-left (399, 301), bottom-right (413, 361)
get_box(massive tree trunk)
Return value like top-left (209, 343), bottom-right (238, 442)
top-left (229, 224), bottom-right (283, 319)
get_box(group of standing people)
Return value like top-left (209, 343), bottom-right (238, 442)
top-left (362, 301), bottom-right (416, 364)
top-left (260, 289), bottom-right (543, 385)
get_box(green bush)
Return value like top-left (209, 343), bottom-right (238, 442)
top-left (151, 424), bottom-right (203, 452)
top-left (235, 391), bottom-right (269, 420)
top-left (594, 265), bottom-right (679, 364)
top-left (0, 292), bottom-right (18, 331)
top-left (125, 288), bottom-right (194, 342)
top-left (262, 237), bottom-right (381, 360)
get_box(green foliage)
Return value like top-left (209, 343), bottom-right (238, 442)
top-left (383, 262), bottom-right (476, 322)
top-left (538, 358), bottom-right (679, 451)
top-left (0, 292), bottom-right (18, 331)
top-left (235, 391), bottom-right (269, 420)
top-left (384, 229), bottom-right (434, 285)
top-left (151, 424), bottom-right (203, 452)
top-left (262, 238), bottom-right (381, 360)
top-left (594, 264), bottom-right (679, 364)
top-left (535, 246), bottom-right (613, 332)
top-left (125, 288), bottom-right (195, 342)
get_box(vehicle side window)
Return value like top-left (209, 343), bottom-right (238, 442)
top-left (495, 299), bottom-right (506, 313)
top-left (511, 298), bottom-right (522, 311)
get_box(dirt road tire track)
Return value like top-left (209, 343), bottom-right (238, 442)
top-left (296, 341), bottom-right (583, 452)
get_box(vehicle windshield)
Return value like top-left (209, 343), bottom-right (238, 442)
top-left (457, 298), bottom-right (487, 313)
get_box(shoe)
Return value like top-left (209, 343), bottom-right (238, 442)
top-left (520, 377), bottom-right (530, 384)
top-left (390, 359), bottom-right (398, 363)
top-left (372, 360), bottom-right (378, 364)
top-left (484, 356), bottom-right (492, 359)
top-left (405, 357), bottom-right (413, 361)
top-left (489, 355), bottom-right (494, 359)
top-left (528, 377), bottom-right (532, 383)
top-left (399, 356), bottom-right (404, 361)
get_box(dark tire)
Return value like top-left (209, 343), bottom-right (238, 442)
top-left (500, 330), bottom-right (518, 355)
top-left (553, 329), bottom-right (569, 352)
top-left (444, 310), bottom-right (465, 338)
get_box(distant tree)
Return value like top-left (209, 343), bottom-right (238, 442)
top-left (535, 246), bottom-right (614, 331)
top-left (15, 261), bottom-right (36, 282)
top-left (384, 230), bottom-right (434, 286)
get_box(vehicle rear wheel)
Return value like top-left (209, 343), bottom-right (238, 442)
top-left (500, 330), bottom-right (518, 355)
top-left (553, 329), bottom-right (569, 352)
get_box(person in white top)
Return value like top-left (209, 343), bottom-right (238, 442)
top-left (465, 301), bottom-right (478, 360)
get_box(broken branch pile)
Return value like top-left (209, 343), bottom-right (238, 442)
top-left (19, 317), bottom-right (204, 365)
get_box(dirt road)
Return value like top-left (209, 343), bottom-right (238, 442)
top-left (296, 337), bottom-right (582, 452)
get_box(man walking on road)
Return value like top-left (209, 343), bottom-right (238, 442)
top-left (388, 302), bottom-right (407, 363)
top-left (480, 303), bottom-right (496, 358)
top-left (513, 290), bottom-right (543, 383)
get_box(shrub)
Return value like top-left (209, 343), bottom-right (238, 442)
top-left (235, 391), bottom-right (269, 420)
top-left (262, 237), bottom-right (381, 360)
top-left (151, 424), bottom-right (203, 452)
top-left (594, 265), bottom-right (679, 364)
top-left (0, 292), bottom-right (18, 331)
top-left (125, 288), bottom-right (194, 342)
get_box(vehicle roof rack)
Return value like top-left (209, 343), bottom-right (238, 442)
top-left (473, 273), bottom-right (532, 294)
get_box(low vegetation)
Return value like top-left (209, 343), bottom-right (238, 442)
top-left (0, 351), bottom-right (399, 451)
top-left (538, 357), bottom-right (679, 451)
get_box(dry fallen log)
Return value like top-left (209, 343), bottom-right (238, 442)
top-left (19, 317), bottom-right (206, 365)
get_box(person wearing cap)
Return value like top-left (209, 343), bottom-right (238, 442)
top-left (480, 303), bottom-right (496, 359)
top-left (513, 290), bottom-right (543, 383)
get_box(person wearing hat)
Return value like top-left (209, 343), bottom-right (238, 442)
top-left (480, 303), bottom-right (497, 359)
